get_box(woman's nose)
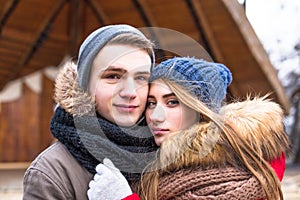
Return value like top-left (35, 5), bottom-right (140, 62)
top-left (150, 105), bottom-right (165, 123)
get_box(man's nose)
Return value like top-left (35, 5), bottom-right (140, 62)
top-left (119, 78), bottom-right (137, 99)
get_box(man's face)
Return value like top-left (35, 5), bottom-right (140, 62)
top-left (89, 44), bottom-right (151, 127)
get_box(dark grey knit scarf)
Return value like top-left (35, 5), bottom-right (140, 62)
top-left (50, 106), bottom-right (158, 182)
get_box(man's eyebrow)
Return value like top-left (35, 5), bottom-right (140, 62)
top-left (101, 66), bottom-right (150, 75)
top-left (101, 66), bottom-right (126, 73)
top-left (136, 71), bottom-right (150, 75)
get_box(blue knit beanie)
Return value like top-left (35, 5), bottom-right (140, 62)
top-left (149, 57), bottom-right (232, 111)
top-left (77, 24), bottom-right (155, 90)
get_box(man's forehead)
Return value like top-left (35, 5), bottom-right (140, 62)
top-left (101, 65), bottom-right (150, 73)
top-left (92, 44), bottom-right (152, 74)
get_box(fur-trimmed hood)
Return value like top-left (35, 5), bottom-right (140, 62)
top-left (220, 96), bottom-right (289, 161)
top-left (53, 61), bottom-right (95, 116)
top-left (159, 96), bottom-right (290, 170)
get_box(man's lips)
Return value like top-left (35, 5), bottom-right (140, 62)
top-left (114, 104), bottom-right (139, 112)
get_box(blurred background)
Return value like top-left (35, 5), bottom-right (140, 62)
top-left (246, 0), bottom-right (300, 164)
top-left (0, 0), bottom-right (299, 199)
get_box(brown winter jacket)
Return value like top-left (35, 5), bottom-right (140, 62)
top-left (23, 61), bottom-right (155, 199)
top-left (23, 141), bottom-right (93, 200)
top-left (23, 61), bottom-right (96, 200)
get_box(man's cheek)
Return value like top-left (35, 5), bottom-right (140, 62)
top-left (138, 90), bottom-right (149, 105)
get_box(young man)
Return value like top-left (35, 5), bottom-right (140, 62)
top-left (23, 24), bottom-right (156, 200)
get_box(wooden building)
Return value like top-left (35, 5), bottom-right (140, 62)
top-left (0, 0), bottom-right (289, 165)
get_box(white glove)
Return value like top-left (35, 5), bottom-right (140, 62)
top-left (87, 158), bottom-right (133, 200)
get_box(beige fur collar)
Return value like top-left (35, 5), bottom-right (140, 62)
top-left (220, 96), bottom-right (289, 161)
top-left (53, 61), bottom-right (95, 116)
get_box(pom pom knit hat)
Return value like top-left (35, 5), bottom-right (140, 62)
top-left (77, 24), bottom-right (155, 90)
top-left (149, 57), bottom-right (232, 111)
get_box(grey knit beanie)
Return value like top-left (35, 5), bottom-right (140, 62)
top-left (77, 24), bottom-right (155, 90)
top-left (149, 57), bottom-right (232, 111)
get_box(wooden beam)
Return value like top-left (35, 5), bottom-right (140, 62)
top-left (133, 0), bottom-right (166, 60)
top-left (133, 0), bottom-right (158, 27)
top-left (69, 0), bottom-right (83, 56)
top-left (7, 0), bottom-right (66, 84)
top-left (0, 0), bottom-right (19, 33)
top-left (23, 0), bottom-right (67, 65)
top-left (87, 0), bottom-right (111, 25)
top-left (184, 0), bottom-right (212, 54)
top-left (190, 0), bottom-right (225, 62)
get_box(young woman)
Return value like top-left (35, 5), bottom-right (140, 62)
top-left (88, 57), bottom-right (289, 200)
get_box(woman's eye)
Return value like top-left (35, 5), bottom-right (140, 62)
top-left (167, 99), bottom-right (179, 106)
top-left (147, 101), bottom-right (156, 109)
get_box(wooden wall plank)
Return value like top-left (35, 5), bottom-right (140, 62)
top-left (0, 98), bottom-right (21, 161)
top-left (0, 74), bottom-right (56, 162)
top-left (40, 74), bottom-right (55, 152)
top-left (20, 84), bottom-right (40, 161)
top-left (0, 102), bottom-right (9, 161)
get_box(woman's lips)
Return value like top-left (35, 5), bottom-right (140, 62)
top-left (151, 127), bottom-right (169, 135)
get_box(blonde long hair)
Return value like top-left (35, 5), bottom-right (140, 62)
top-left (138, 79), bottom-right (288, 200)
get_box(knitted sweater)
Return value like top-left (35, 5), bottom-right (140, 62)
top-left (158, 167), bottom-right (264, 199)
top-left (123, 156), bottom-right (286, 200)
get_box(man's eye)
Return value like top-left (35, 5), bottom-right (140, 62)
top-left (101, 73), bottom-right (121, 79)
top-left (136, 76), bottom-right (149, 82)
top-left (106, 74), bottom-right (120, 79)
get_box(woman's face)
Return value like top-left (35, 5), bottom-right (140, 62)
top-left (146, 80), bottom-right (199, 146)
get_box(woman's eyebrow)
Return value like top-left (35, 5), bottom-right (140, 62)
top-left (162, 93), bottom-right (176, 98)
top-left (148, 93), bottom-right (176, 99)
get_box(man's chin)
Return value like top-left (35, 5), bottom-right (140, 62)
top-left (114, 118), bottom-right (138, 127)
